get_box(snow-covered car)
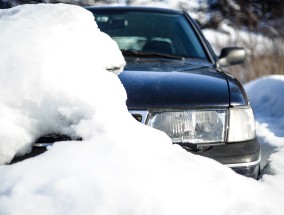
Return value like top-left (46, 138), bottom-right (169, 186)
top-left (86, 6), bottom-right (261, 179)
top-left (12, 6), bottom-right (260, 179)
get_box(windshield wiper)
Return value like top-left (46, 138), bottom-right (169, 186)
top-left (121, 50), bottom-right (184, 60)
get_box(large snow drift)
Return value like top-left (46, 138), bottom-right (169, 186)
top-left (0, 4), bottom-right (284, 215)
top-left (0, 3), bottom-right (126, 164)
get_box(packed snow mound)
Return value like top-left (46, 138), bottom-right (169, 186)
top-left (0, 3), bottom-right (125, 164)
top-left (245, 75), bottom-right (284, 173)
top-left (245, 75), bottom-right (284, 136)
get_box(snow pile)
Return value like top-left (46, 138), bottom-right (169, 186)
top-left (0, 3), bottom-right (125, 164)
top-left (0, 3), bottom-right (284, 215)
top-left (245, 75), bottom-right (284, 129)
top-left (245, 76), bottom-right (284, 171)
top-left (244, 76), bottom-right (284, 208)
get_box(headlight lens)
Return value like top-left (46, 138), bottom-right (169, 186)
top-left (228, 107), bottom-right (256, 142)
top-left (147, 110), bottom-right (227, 144)
top-left (146, 107), bottom-right (256, 144)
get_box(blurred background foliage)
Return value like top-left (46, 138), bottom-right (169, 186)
top-left (1, 0), bottom-right (284, 83)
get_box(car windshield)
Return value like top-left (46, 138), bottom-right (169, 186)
top-left (90, 9), bottom-right (208, 60)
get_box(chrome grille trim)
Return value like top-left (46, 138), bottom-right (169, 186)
top-left (129, 110), bottom-right (149, 124)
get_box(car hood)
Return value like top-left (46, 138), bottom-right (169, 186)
top-left (119, 58), bottom-right (230, 109)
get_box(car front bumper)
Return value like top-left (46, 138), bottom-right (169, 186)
top-left (184, 138), bottom-right (261, 179)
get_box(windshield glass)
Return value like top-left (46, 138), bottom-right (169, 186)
top-left (90, 9), bottom-right (208, 60)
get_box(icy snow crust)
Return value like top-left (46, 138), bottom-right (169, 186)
top-left (0, 4), bottom-right (284, 215)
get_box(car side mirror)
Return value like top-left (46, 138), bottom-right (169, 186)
top-left (217, 47), bottom-right (246, 67)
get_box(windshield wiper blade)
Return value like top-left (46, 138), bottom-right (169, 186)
top-left (121, 50), bottom-right (183, 60)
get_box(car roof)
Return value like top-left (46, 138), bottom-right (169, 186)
top-left (85, 6), bottom-right (184, 15)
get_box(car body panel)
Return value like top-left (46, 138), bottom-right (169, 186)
top-left (119, 59), bottom-right (230, 109)
top-left (225, 72), bottom-right (249, 106)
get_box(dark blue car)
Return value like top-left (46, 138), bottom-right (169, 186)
top-left (13, 6), bottom-right (261, 179)
top-left (87, 6), bottom-right (260, 179)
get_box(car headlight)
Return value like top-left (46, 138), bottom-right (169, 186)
top-left (228, 106), bottom-right (256, 142)
top-left (147, 110), bottom-right (227, 144)
top-left (146, 106), bottom-right (256, 144)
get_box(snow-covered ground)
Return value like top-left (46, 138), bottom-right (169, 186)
top-left (0, 3), bottom-right (284, 215)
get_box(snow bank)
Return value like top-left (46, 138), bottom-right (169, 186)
top-left (245, 75), bottom-right (284, 130)
top-left (244, 76), bottom-right (284, 211)
top-left (245, 75), bottom-right (284, 172)
top-left (0, 3), bottom-right (284, 215)
top-left (0, 3), bottom-right (125, 164)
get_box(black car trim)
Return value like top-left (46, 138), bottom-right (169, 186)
top-left (183, 11), bottom-right (216, 64)
top-left (198, 138), bottom-right (261, 163)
